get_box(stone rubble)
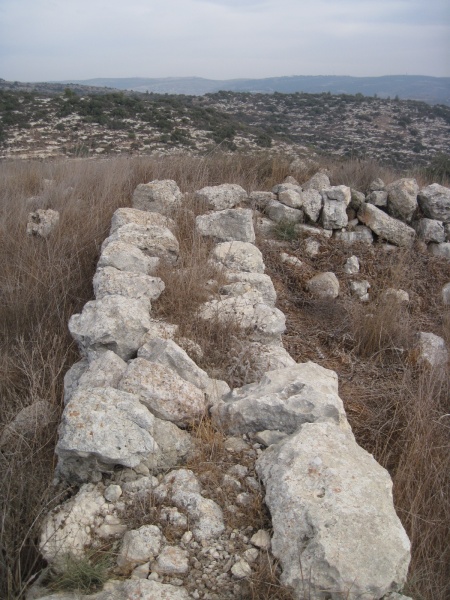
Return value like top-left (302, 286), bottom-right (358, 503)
top-left (36, 171), bottom-right (450, 599)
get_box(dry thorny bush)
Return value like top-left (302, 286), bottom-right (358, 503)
top-left (0, 153), bottom-right (449, 599)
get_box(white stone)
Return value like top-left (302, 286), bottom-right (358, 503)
top-left (150, 417), bottom-right (192, 470)
top-left (349, 279), bottom-right (370, 301)
top-left (358, 203), bottom-right (415, 247)
top-left (321, 186), bottom-right (351, 230)
top-left (300, 189), bottom-right (323, 222)
top-left (343, 255), bottom-right (360, 274)
top-left (418, 183), bottom-right (450, 222)
top-left (415, 332), bottom-right (448, 368)
top-left (306, 272), bottom-right (340, 299)
top-left (386, 178), bottom-right (419, 223)
top-left (250, 529), bottom-right (271, 550)
top-left (110, 207), bottom-right (174, 234)
top-left (154, 546), bottom-right (189, 575)
top-left (281, 253), bottom-right (303, 268)
top-left (102, 223), bottom-right (179, 265)
top-left (367, 190), bottom-right (388, 207)
top-left (382, 288), bottom-right (410, 305)
top-left (266, 199), bottom-right (303, 223)
top-left (223, 271), bottom-right (276, 305)
top-left (104, 484), bottom-right (122, 503)
top-left (428, 242), bottom-right (450, 259)
top-left (211, 362), bottom-right (349, 436)
top-left (132, 179), bottom-right (182, 215)
top-left (118, 358), bottom-right (207, 426)
top-left (26, 209), bottom-right (59, 238)
top-left (249, 190), bottom-right (276, 210)
top-left (195, 208), bottom-right (255, 243)
top-left (69, 295), bottom-right (151, 360)
top-left (93, 267), bottom-right (165, 305)
top-left (415, 218), bottom-right (445, 243)
top-left (195, 183), bottom-right (247, 210)
top-left (334, 226), bottom-right (373, 244)
top-left (231, 559), bottom-right (252, 579)
top-left (304, 237), bottom-right (320, 257)
top-left (98, 240), bottom-right (159, 275)
top-left (303, 172), bottom-right (331, 192)
top-left (117, 525), bottom-right (163, 571)
top-left (295, 224), bottom-right (332, 238)
top-left (256, 422), bottom-right (411, 600)
top-left (278, 188), bottom-right (303, 209)
top-left (210, 241), bottom-right (265, 273)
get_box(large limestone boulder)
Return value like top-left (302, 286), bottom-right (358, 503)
top-left (301, 189), bottom-right (323, 222)
top-left (102, 223), bottom-right (179, 265)
top-left (56, 387), bottom-right (157, 481)
top-left (418, 183), bottom-right (450, 222)
top-left (68, 295), bottom-right (151, 360)
top-left (306, 272), bottom-right (340, 299)
top-left (98, 240), bottom-right (159, 275)
top-left (303, 172), bottom-right (331, 192)
top-left (210, 241), bottom-right (265, 273)
top-left (256, 422), bottom-right (411, 600)
top-left (195, 208), bottom-right (255, 243)
top-left (26, 209), bottom-right (59, 238)
top-left (198, 290), bottom-right (285, 343)
top-left (151, 418), bottom-right (192, 470)
top-left (110, 207), bottom-right (174, 234)
top-left (321, 186), bottom-right (351, 230)
top-left (386, 178), bottom-right (419, 223)
top-left (211, 362), bottom-right (349, 435)
top-left (118, 357), bottom-right (207, 426)
top-left (415, 218), bottom-right (445, 243)
top-left (116, 524), bottom-right (163, 571)
top-left (138, 337), bottom-right (210, 391)
top-left (222, 271), bottom-right (276, 305)
top-left (277, 188), bottom-right (303, 208)
top-left (93, 267), bottom-right (165, 306)
top-left (358, 203), bottom-right (415, 247)
top-left (265, 199), bottom-right (304, 223)
top-left (132, 179), bottom-right (182, 215)
top-left (195, 183), bottom-right (247, 210)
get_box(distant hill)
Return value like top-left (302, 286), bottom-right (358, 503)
top-left (55, 75), bottom-right (450, 106)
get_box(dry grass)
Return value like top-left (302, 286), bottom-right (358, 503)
top-left (1, 152), bottom-right (449, 599)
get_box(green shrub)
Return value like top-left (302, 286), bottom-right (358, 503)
top-left (47, 552), bottom-right (112, 594)
top-left (271, 219), bottom-right (298, 241)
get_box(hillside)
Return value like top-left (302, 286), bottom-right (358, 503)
top-left (1, 86), bottom-right (449, 170)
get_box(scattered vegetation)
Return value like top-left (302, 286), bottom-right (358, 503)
top-left (45, 551), bottom-right (113, 594)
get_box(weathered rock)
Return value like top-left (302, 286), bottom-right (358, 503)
top-left (445, 223), bottom-right (450, 241)
top-left (93, 267), bottom-right (165, 305)
top-left (367, 190), bottom-right (388, 207)
top-left (195, 183), bottom-right (247, 210)
top-left (304, 237), bottom-right (320, 257)
top-left (250, 529), bottom-right (271, 550)
top-left (154, 546), bottom-right (189, 575)
top-left (40, 484), bottom-right (126, 565)
top-left (110, 207), bottom-right (175, 234)
top-left (117, 525), bottom-right (163, 571)
top-left (249, 190), bottom-right (276, 210)
top-left (306, 272), bottom-right (340, 299)
top-left (211, 362), bottom-right (348, 436)
top-left (198, 290), bottom-right (285, 343)
top-left (254, 429), bottom-right (289, 447)
top-left (349, 279), bottom-right (370, 301)
top-left (278, 188), bottom-right (303, 209)
top-left (104, 484), bottom-right (122, 503)
top-left (265, 199), bottom-right (304, 223)
top-left (295, 223), bottom-right (332, 238)
top-left (246, 342), bottom-right (296, 375)
top-left (0, 400), bottom-right (56, 448)
top-left (56, 387), bottom-right (157, 481)
top-left (205, 378), bottom-right (231, 406)
top-left (138, 337), bottom-right (210, 391)
top-left (301, 189), bottom-right (323, 222)
top-left (118, 358), bottom-right (207, 426)
top-left (369, 178), bottom-right (385, 192)
top-left (102, 223), bottom-right (179, 265)
top-left (63, 351), bottom-right (127, 404)
top-left (223, 271), bottom-right (276, 305)
top-left (343, 255), bottom-right (360, 274)
top-left (26, 209), bottom-right (59, 238)
top-left (231, 559), bottom-right (252, 579)
top-left (418, 183), bottom-right (450, 221)
top-left (141, 319), bottom-right (178, 342)
top-left (303, 172), bottom-right (331, 192)
top-left (428, 242), bottom-right (450, 259)
top-left (132, 179), bottom-right (182, 215)
top-left (150, 418), bottom-right (192, 470)
top-left (381, 288), bottom-right (410, 305)
top-left (321, 186), bottom-right (351, 230)
top-left (281, 252), bottom-right (303, 267)
top-left (69, 295), bottom-right (151, 360)
top-left (415, 218), bottom-right (445, 243)
top-left (272, 182), bottom-right (302, 195)
top-left (386, 178), bottom-right (419, 223)
top-left (210, 241), bottom-right (265, 273)
top-left (334, 226), bottom-right (373, 244)
top-left (256, 422), bottom-right (411, 600)
top-left (98, 240), bottom-right (159, 275)
top-left (39, 579), bottom-right (191, 600)
top-left (415, 332), bottom-right (448, 368)
top-left (358, 203), bottom-right (415, 247)
top-left (442, 282), bottom-right (450, 305)
top-left (195, 208), bottom-right (255, 243)
top-left (349, 189), bottom-right (366, 211)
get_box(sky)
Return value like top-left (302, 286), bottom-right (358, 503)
top-left (0, 0), bottom-right (449, 82)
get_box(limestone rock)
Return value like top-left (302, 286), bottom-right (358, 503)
top-left (195, 208), bottom-right (255, 243)
top-left (382, 288), bottom-right (410, 305)
top-left (56, 387), bottom-right (157, 481)
top-left (231, 559), bottom-right (252, 579)
top-left (198, 290), bottom-right (285, 343)
top-left (93, 267), bottom-right (165, 305)
top-left (110, 207), bottom-right (175, 234)
top-left (358, 203), bottom-right (415, 247)
top-left (343, 255), bottom-right (360, 274)
top-left (306, 272), bottom-right (340, 299)
top-left (321, 186), bottom-right (351, 230)
top-left (349, 189), bottom-right (366, 211)
top-left (141, 319), bottom-right (178, 342)
top-left (367, 190), bottom-right (388, 207)
top-left (303, 172), bottom-right (331, 192)
top-left (418, 183), bottom-right (450, 221)
top-left (102, 223), bottom-right (179, 265)
top-left (369, 178), bottom-right (385, 192)
top-left (98, 240), bottom-right (159, 275)
top-left (304, 237), bottom-right (320, 257)
top-left (26, 209), bottom-right (59, 238)
top-left (47, 579), bottom-right (191, 600)
top-left (151, 418), bottom-right (192, 470)
top-left (132, 179), bottom-right (182, 215)
top-left (154, 546), bottom-right (189, 575)
top-left (195, 183), bottom-right (247, 210)
top-left (249, 190), bottom-right (276, 210)
top-left (68, 295), bottom-right (151, 360)
top-left (415, 218), bottom-right (445, 243)
top-left (0, 400), bottom-right (56, 448)
top-left (211, 362), bottom-right (348, 436)
top-left (415, 332), bottom-right (448, 368)
top-left (118, 358), bottom-right (207, 426)
top-left (223, 271), bottom-right (276, 305)
top-left (256, 422), bottom-right (411, 600)
top-left (281, 253), bottom-right (303, 267)
top-left (250, 529), bottom-right (271, 550)
top-left (428, 242), bottom-right (450, 259)
top-left (385, 178), bottom-right (419, 223)
top-left (63, 351), bottom-right (127, 404)
top-left (265, 199), bottom-right (304, 223)
top-left (349, 279), bottom-right (370, 301)
top-left (210, 241), bottom-right (265, 273)
top-left (301, 189), bottom-right (323, 222)
top-left (334, 226), bottom-right (373, 244)
top-left (295, 223), bottom-right (332, 238)
top-left (278, 188), bottom-right (303, 209)
top-left (138, 337), bottom-right (210, 391)
top-left (117, 525), bottom-right (162, 571)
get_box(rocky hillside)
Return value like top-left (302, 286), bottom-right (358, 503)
top-left (1, 86), bottom-right (449, 170)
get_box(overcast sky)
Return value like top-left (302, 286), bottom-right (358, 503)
top-left (1, 0), bottom-right (449, 81)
